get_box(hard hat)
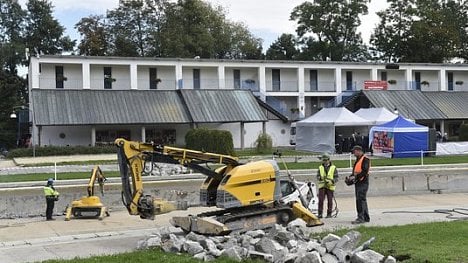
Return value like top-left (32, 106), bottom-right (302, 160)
top-left (47, 178), bottom-right (54, 185)
top-left (320, 154), bottom-right (330, 160)
top-left (351, 145), bottom-right (363, 152)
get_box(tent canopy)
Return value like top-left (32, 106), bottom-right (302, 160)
top-left (296, 107), bottom-right (373, 153)
top-left (298, 107), bottom-right (373, 127)
top-left (370, 116), bottom-right (428, 158)
top-left (355, 107), bottom-right (397, 125)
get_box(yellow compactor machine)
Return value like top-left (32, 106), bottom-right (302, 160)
top-left (65, 166), bottom-right (110, 221)
top-left (115, 139), bottom-right (322, 235)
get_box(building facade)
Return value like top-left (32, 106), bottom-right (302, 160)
top-left (28, 56), bottom-right (468, 148)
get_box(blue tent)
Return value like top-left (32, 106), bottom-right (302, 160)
top-left (369, 116), bottom-right (429, 158)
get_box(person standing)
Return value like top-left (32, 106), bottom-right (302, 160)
top-left (44, 178), bottom-right (60, 221)
top-left (346, 145), bottom-right (371, 224)
top-left (316, 154), bottom-right (338, 218)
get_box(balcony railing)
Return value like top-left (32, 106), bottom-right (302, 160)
top-left (225, 79), bottom-right (259, 92)
top-left (266, 80), bottom-right (299, 92)
top-left (304, 81), bottom-right (336, 92)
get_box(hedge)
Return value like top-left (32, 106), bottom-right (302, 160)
top-left (7, 145), bottom-right (117, 159)
top-left (255, 133), bottom-right (273, 154)
top-left (185, 128), bottom-right (234, 155)
top-left (459, 123), bottom-right (468, 141)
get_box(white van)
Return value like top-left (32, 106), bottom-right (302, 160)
top-left (290, 122), bottom-right (296, 145)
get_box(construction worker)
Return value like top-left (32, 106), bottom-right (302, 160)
top-left (346, 145), bottom-right (371, 224)
top-left (44, 178), bottom-right (60, 221)
top-left (316, 154), bottom-right (338, 218)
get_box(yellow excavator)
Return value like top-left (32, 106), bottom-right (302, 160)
top-left (115, 138), bottom-right (322, 235)
top-left (65, 166), bottom-right (110, 221)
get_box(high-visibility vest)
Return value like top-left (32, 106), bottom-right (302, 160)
top-left (353, 155), bottom-right (371, 181)
top-left (44, 186), bottom-right (59, 197)
top-left (318, 164), bottom-right (336, 191)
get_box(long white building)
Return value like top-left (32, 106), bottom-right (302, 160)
top-left (27, 56), bottom-right (468, 148)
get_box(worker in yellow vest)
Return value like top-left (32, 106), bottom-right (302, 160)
top-left (346, 145), bottom-right (371, 224)
top-left (316, 154), bottom-right (338, 218)
top-left (44, 178), bottom-right (60, 221)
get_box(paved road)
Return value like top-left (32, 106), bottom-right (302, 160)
top-left (0, 193), bottom-right (467, 262)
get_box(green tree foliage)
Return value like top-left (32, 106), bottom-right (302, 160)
top-left (0, 70), bottom-right (25, 148)
top-left (75, 15), bottom-right (108, 56)
top-left (290, 0), bottom-right (370, 61)
top-left (266, 34), bottom-right (299, 60)
top-left (255, 133), bottom-right (273, 154)
top-left (371, 0), bottom-right (468, 63)
top-left (0, 0), bottom-right (26, 73)
top-left (24, 0), bottom-right (75, 57)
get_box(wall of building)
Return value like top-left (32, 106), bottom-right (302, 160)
top-left (182, 67), bottom-right (218, 89)
top-left (450, 71), bottom-right (468, 91)
top-left (414, 70), bottom-right (440, 91)
top-left (265, 68), bottom-right (298, 92)
top-left (137, 66), bottom-right (176, 90)
top-left (90, 65), bottom-right (131, 90)
top-left (379, 70), bottom-right (407, 90)
top-left (38, 64), bottom-right (83, 89)
top-left (40, 126), bottom-right (92, 146)
top-left (341, 69), bottom-right (372, 90)
top-left (224, 67), bottom-right (259, 90)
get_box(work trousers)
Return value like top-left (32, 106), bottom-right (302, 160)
top-left (46, 197), bottom-right (55, 220)
top-left (355, 182), bottom-right (370, 222)
top-left (318, 188), bottom-right (334, 216)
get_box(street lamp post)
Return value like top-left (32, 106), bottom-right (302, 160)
top-left (10, 106), bottom-right (36, 158)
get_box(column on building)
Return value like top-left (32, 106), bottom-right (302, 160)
top-left (217, 65), bottom-right (225, 89)
top-left (91, 127), bottom-right (96, 146)
top-left (130, 63), bottom-right (138, 90)
top-left (240, 122), bottom-right (245, 150)
top-left (406, 68), bottom-right (413, 90)
top-left (371, 68), bottom-right (378, 80)
top-left (335, 67), bottom-right (342, 94)
top-left (31, 58), bottom-right (40, 89)
top-left (439, 69), bottom-right (447, 91)
top-left (176, 63), bottom-right (183, 89)
top-left (82, 62), bottom-right (91, 89)
top-left (297, 66), bottom-right (305, 119)
top-left (258, 66), bottom-right (266, 101)
top-left (141, 126), bottom-right (146, 142)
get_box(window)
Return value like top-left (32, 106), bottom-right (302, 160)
top-left (193, 69), bottom-right (200, 90)
top-left (272, 69), bottom-right (281, 91)
top-left (96, 130), bottom-right (130, 145)
top-left (380, 71), bottom-right (387, 81)
top-left (447, 72), bottom-right (453, 91)
top-left (233, 69), bottom-right (240, 90)
top-left (346, 71), bottom-right (353, 91)
top-left (309, 70), bottom-right (318, 91)
top-left (104, 67), bottom-right (112, 89)
top-left (146, 129), bottom-right (176, 144)
top-left (149, 68), bottom-right (158, 89)
top-left (55, 66), bottom-right (64, 89)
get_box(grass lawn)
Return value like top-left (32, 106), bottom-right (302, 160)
top-left (0, 171), bottom-right (121, 183)
top-left (279, 154), bottom-right (468, 169)
top-left (327, 221), bottom-right (468, 263)
top-left (43, 221), bottom-right (468, 263)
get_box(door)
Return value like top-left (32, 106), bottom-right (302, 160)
top-left (414, 71), bottom-right (421, 90)
top-left (380, 71), bottom-right (387, 81)
top-left (309, 70), bottom-right (318, 91)
top-left (272, 69), bottom-right (280, 91)
top-left (233, 69), bottom-right (240, 89)
top-left (104, 67), bottom-right (112, 89)
top-left (346, 71), bottom-right (353, 91)
top-left (447, 72), bottom-right (453, 91)
top-left (149, 68), bottom-right (158, 89)
top-left (55, 66), bottom-right (64, 89)
top-left (193, 69), bottom-right (200, 90)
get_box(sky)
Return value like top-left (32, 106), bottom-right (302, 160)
top-left (19, 0), bottom-right (390, 51)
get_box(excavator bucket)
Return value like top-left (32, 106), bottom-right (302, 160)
top-left (291, 201), bottom-right (323, 227)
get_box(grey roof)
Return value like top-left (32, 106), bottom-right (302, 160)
top-left (363, 90), bottom-right (446, 120)
top-left (31, 89), bottom-right (267, 126)
top-left (180, 90), bottom-right (267, 123)
top-left (424, 92), bottom-right (468, 119)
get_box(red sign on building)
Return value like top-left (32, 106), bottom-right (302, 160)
top-left (364, 80), bottom-right (388, 90)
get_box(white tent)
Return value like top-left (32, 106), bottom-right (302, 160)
top-left (355, 107), bottom-right (398, 125)
top-left (296, 107), bottom-right (373, 153)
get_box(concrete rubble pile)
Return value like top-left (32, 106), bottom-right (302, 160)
top-left (137, 219), bottom-right (397, 263)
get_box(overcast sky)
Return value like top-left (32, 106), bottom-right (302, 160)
top-left (20, 0), bottom-right (390, 51)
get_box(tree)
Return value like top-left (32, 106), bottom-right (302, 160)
top-left (266, 34), bottom-right (299, 60)
top-left (75, 15), bottom-right (108, 56)
top-left (106, 0), bottom-right (166, 57)
top-left (0, 0), bottom-right (26, 73)
top-left (290, 0), bottom-right (370, 61)
top-left (371, 0), bottom-right (468, 63)
top-left (24, 0), bottom-right (75, 57)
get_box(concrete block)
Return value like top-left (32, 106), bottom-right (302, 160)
top-left (351, 250), bottom-right (384, 263)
